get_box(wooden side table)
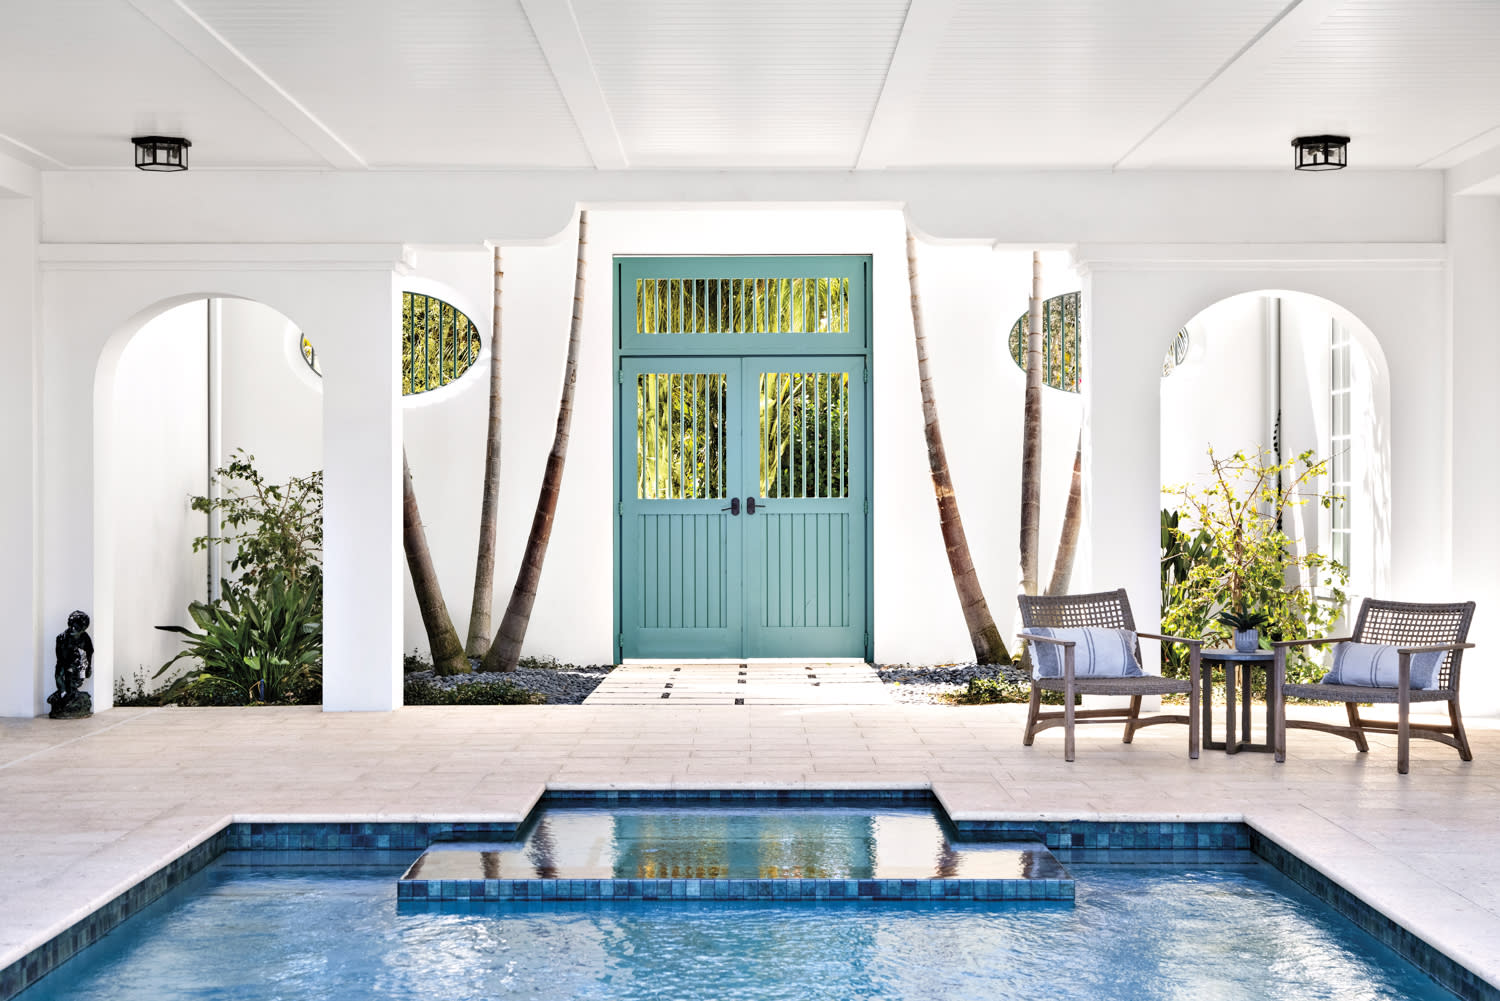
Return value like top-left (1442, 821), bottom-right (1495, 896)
top-left (1199, 649), bottom-right (1275, 753)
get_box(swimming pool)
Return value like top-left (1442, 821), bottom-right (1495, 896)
top-left (11, 804), bottom-right (1467, 1001)
top-left (15, 855), bottom-right (1460, 1001)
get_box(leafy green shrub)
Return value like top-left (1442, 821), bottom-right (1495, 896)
top-left (192, 451), bottom-right (323, 605)
top-left (1162, 448), bottom-right (1348, 684)
top-left (156, 573), bottom-right (322, 704)
top-left (113, 667), bottom-right (160, 708)
top-left (403, 677), bottom-right (545, 706)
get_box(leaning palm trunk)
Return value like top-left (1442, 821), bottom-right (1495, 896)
top-left (465, 246), bottom-right (504, 658)
top-left (483, 212), bottom-right (588, 673)
top-left (905, 230), bottom-right (1010, 665)
top-left (1019, 251), bottom-right (1043, 595)
top-left (403, 451), bottom-right (469, 675)
top-left (1046, 429), bottom-right (1084, 596)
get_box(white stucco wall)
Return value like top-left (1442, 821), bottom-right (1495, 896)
top-left (109, 301), bottom-right (208, 687)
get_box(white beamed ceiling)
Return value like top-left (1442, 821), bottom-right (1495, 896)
top-left (2, 0), bottom-right (1499, 172)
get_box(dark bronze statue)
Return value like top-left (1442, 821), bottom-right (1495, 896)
top-left (48, 610), bottom-right (94, 719)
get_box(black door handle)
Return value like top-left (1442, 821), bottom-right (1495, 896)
top-left (721, 497), bottom-right (740, 516)
top-left (747, 497), bottom-right (763, 515)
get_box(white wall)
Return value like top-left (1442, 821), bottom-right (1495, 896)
top-left (1448, 192), bottom-right (1500, 717)
top-left (219, 298), bottom-right (324, 487)
top-left (397, 210), bottom-right (1083, 667)
top-left (110, 302), bottom-right (208, 687)
top-left (0, 198), bottom-right (40, 715)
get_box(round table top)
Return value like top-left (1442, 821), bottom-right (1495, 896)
top-left (1199, 647), bottom-right (1274, 661)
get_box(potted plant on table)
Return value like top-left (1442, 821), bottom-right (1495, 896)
top-left (1217, 604), bottom-right (1271, 653)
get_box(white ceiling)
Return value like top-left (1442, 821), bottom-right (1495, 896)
top-left (2, 0), bottom-right (1498, 172)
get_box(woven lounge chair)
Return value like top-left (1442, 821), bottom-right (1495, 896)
top-left (1018, 589), bottom-right (1201, 761)
top-left (1271, 598), bottom-right (1476, 774)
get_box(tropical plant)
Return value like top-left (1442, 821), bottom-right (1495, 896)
top-left (403, 451), bottom-right (469, 676)
top-left (191, 451), bottom-right (322, 604)
top-left (1161, 447), bottom-right (1348, 682)
top-left (484, 211), bottom-right (590, 672)
top-left (905, 230), bottom-right (1010, 665)
top-left (155, 573), bottom-right (322, 703)
top-left (1046, 430), bottom-right (1085, 595)
top-left (1019, 252), bottom-right (1043, 596)
top-left (1159, 508), bottom-right (1215, 676)
top-left (466, 244), bottom-right (505, 658)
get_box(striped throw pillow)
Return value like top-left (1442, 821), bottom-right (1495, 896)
top-left (1323, 642), bottom-right (1444, 690)
top-left (1029, 627), bottom-right (1143, 681)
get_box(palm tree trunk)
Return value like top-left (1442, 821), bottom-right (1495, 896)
top-left (1019, 251), bottom-right (1043, 596)
top-left (403, 450), bottom-right (469, 675)
top-left (1046, 429), bottom-right (1084, 595)
top-left (465, 245), bottom-right (503, 657)
top-left (905, 230), bottom-right (1010, 665)
top-left (482, 212), bottom-right (588, 673)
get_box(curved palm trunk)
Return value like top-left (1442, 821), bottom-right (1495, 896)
top-left (403, 450), bottom-right (469, 675)
top-left (1019, 251), bottom-right (1043, 596)
top-left (482, 211), bottom-right (588, 673)
top-left (1046, 429), bottom-right (1084, 596)
top-left (465, 246), bottom-right (504, 657)
top-left (905, 230), bottom-right (1010, 665)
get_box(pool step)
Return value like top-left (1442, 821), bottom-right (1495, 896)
top-left (396, 841), bottom-right (1073, 903)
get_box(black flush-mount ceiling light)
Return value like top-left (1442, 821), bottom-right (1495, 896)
top-left (1291, 135), bottom-right (1348, 171)
top-left (131, 135), bottom-right (191, 171)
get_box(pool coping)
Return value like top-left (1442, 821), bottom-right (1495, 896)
top-left (3, 788), bottom-right (1496, 1001)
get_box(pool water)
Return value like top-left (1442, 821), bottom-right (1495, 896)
top-left (18, 856), bottom-right (1458, 1001)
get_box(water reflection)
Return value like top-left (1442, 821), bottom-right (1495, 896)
top-left (406, 807), bottom-right (1064, 882)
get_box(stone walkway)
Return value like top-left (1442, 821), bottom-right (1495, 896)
top-left (584, 660), bottom-right (891, 705)
top-left (1, 703), bottom-right (1498, 996)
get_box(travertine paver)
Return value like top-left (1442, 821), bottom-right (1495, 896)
top-left (1, 704), bottom-right (1498, 993)
top-left (584, 660), bottom-right (891, 705)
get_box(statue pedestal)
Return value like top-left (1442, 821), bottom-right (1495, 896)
top-left (47, 691), bottom-right (93, 719)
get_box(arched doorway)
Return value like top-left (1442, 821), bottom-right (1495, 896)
top-left (1159, 290), bottom-right (1391, 606)
top-left (106, 297), bottom-right (324, 700)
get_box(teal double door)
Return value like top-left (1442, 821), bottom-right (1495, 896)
top-left (615, 257), bottom-right (871, 661)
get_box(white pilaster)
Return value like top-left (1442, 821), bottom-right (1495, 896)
top-left (1448, 191), bottom-right (1500, 716)
top-left (0, 200), bottom-right (40, 715)
top-left (316, 271), bottom-right (404, 711)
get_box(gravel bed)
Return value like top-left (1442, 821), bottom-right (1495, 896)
top-left (405, 664), bottom-right (613, 705)
top-left (876, 663), bottom-right (1028, 704)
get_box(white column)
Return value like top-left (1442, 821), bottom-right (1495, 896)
top-left (0, 200), bottom-right (40, 715)
top-left (1448, 192), bottom-right (1500, 717)
top-left (315, 271), bottom-right (404, 711)
top-left (1078, 266), bottom-right (1168, 639)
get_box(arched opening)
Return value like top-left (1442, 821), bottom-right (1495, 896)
top-left (106, 296), bottom-right (324, 702)
top-left (1159, 289), bottom-right (1391, 624)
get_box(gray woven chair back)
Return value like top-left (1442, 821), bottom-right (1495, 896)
top-left (1017, 589), bottom-right (1141, 671)
top-left (1352, 599), bottom-right (1475, 690)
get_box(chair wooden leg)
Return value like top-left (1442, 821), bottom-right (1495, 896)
top-left (1397, 695), bottom-right (1410, 775)
top-left (1188, 649), bottom-right (1200, 760)
top-left (1344, 702), bottom-right (1370, 752)
top-left (1122, 695), bottom-right (1143, 744)
top-left (1272, 647), bottom-right (1286, 763)
top-left (1023, 684), bottom-right (1041, 746)
top-left (1450, 700), bottom-right (1474, 762)
top-left (1063, 682), bottom-right (1076, 762)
